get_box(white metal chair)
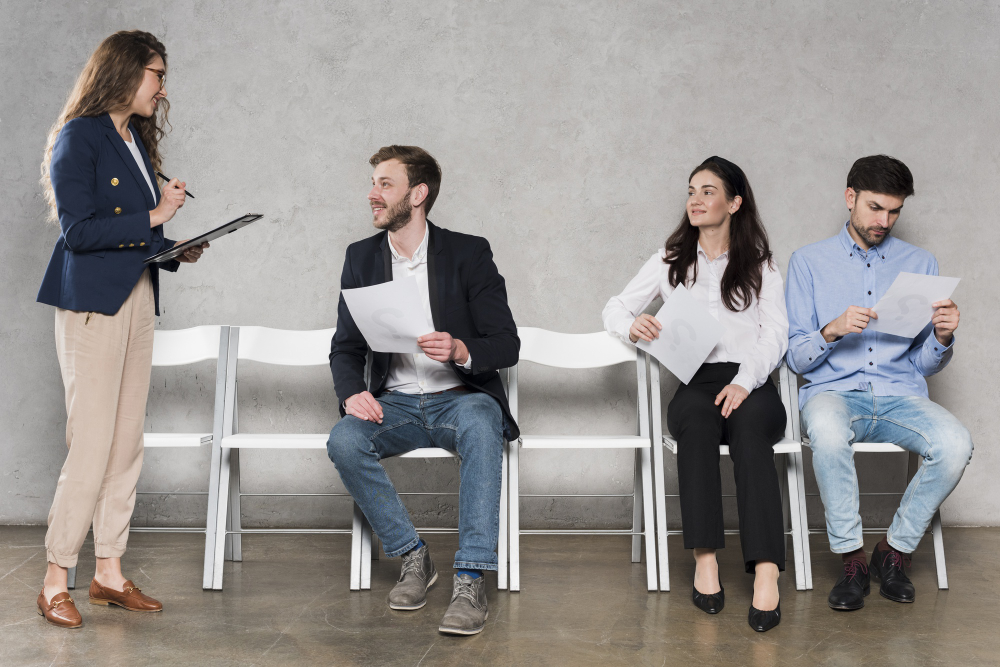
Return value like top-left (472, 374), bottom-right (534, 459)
top-left (68, 325), bottom-right (231, 591)
top-left (649, 361), bottom-right (813, 592)
top-left (208, 326), bottom-right (508, 591)
top-left (785, 371), bottom-right (949, 590)
top-left (508, 328), bottom-right (659, 592)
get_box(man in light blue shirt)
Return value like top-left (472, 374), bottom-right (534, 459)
top-left (785, 155), bottom-right (972, 612)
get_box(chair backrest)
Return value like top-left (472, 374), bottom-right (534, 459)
top-left (235, 326), bottom-right (336, 366)
top-left (152, 325), bottom-right (224, 366)
top-left (510, 328), bottom-right (647, 429)
top-left (517, 327), bottom-right (635, 369)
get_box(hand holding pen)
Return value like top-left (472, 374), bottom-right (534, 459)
top-left (150, 175), bottom-right (188, 228)
top-left (155, 171), bottom-right (195, 198)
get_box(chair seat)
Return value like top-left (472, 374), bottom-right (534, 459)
top-left (519, 434), bottom-right (650, 449)
top-left (221, 433), bottom-right (456, 457)
top-left (144, 433), bottom-right (212, 448)
top-left (661, 435), bottom-right (801, 456)
top-left (801, 437), bottom-right (903, 454)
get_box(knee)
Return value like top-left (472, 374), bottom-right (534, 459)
top-left (801, 394), bottom-right (852, 454)
top-left (326, 417), bottom-right (371, 467)
top-left (926, 422), bottom-right (974, 476)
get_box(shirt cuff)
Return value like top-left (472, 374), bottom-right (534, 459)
top-left (614, 319), bottom-right (634, 345)
top-left (731, 372), bottom-right (756, 394)
top-left (804, 330), bottom-right (836, 365)
top-left (459, 354), bottom-right (473, 372)
top-left (925, 332), bottom-right (955, 357)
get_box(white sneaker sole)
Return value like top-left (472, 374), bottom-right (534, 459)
top-left (388, 571), bottom-right (438, 610)
top-left (438, 610), bottom-right (488, 635)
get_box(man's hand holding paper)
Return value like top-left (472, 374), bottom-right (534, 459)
top-left (866, 272), bottom-right (960, 339)
top-left (341, 279), bottom-right (435, 354)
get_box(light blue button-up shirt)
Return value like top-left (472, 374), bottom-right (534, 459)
top-left (785, 223), bottom-right (954, 408)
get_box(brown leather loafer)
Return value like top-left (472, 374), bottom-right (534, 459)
top-left (37, 589), bottom-right (83, 628)
top-left (89, 579), bottom-right (162, 612)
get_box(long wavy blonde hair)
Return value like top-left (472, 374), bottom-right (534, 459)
top-left (41, 30), bottom-right (170, 222)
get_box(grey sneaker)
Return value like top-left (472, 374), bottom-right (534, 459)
top-left (388, 542), bottom-right (437, 610)
top-left (438, 574), bottom-right (488, 635)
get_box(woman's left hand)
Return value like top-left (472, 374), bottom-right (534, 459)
top-left (715, 384), bottom-right (749, 418)
top-left (175, 240), bottom-right (210, 263)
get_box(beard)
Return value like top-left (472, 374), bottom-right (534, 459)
top-left (373, 189), bottom-right (413, 233)
top-left (849, 213), bottom-right (891, 248)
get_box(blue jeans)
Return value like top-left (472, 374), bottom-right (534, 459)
top-left (327, 389), bottom-right (504, 571)
top-left (801, 387), bottom-right (973, 554)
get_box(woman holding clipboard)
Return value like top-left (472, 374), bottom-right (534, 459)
top-left (602, 157), bottom-right (789, 632)
top-left (35, 30), bottom-right (207, 628)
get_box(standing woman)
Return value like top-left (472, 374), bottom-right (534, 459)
top-left (36, 30), bottom-right (207, 628)
top-left (603, 157), bottom-right (788, 632)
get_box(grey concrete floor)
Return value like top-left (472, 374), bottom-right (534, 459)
top-left (0, 526), bottom-right (997, 666)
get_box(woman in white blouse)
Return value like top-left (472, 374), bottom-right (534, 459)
top-left (603, 157), bottom-right (789, 633)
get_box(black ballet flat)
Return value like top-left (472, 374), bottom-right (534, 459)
top-left (692, 578), bottom-right (725, 614)
top-left (747, 602), bottom-right (780, 632)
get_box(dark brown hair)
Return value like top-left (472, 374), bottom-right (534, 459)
top-left (41, 31), bottom-right (170, 221)
top-left (847, 154), bottom-right (914, 198)
top-left (663, 159), bottom-right (773, 312)
top-left (369, 145), bottom-right (442, 213)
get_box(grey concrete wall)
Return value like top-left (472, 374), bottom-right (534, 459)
top-left (2, 1), bottom-right (998, 535)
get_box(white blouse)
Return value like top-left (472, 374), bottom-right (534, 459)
top-left (602, 245), bottom-right (789, 392)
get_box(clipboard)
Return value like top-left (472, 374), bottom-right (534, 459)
top-left (143, 214), bottom-right (263, 264)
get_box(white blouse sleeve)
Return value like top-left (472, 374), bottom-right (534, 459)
top-left (602, 251), bottom-right (671, 344)
top-left (731, 260), bottom-right (790, 392)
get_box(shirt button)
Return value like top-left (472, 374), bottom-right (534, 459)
top-left (111, 178), bottom-right (119, 186)
top-left (867, 263), bottom-right (871, 267)
top-left (934, 347), bottom-right (939, 351)
top-left (808, 357), bottom-right (812, 361)
top-left (868, 291), bottom-right (872, 295)
top-left (869, 362), bottom-right (873, 366)
top-left (114, 207), bottom-right (122, 214)
top-left (869, 347), bottom-right (872, 352)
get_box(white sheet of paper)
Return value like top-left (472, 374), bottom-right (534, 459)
top-left (341, 278), bottom-right (435, 353)
top-left (867, 272), bottom-right (960, 338)
top-left (636, 284), bottom-right (724, 384)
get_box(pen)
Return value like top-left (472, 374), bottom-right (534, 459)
top-left (155, 171), bottom-right (195, 198)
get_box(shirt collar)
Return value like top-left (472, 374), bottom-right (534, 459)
top-left (838, 221), bottom-right (893, 259)
top-left (697, 242), bottom-right (729, 261)
top-left (387, 224), bottom-right (429, 264)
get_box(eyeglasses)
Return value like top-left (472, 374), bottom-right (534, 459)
top-left (145, 67), bottom-right (166, 89)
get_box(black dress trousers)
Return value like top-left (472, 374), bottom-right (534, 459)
top-left (666, 362), bottom-right (787, 572)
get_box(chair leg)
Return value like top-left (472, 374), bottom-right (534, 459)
top-left (932, 509), bottom-right (948, 590)
top-left (211, 447), bottom-right (232, 590)
top-left (652, 445), bottom-right (670, 592)
top-left (67, 566), bottom-right (76, 590)
top-left (631, 449), bottom-right (643, 563)
top-left (203, 432), bottom-right (224, 589)
top-left (640, 446), bottom-right (658, 592)
top-left (350, 502), bottom-right (363, 591)
top-left (498, 440), bottom-right (509, 590)
top-left (791, 450), bottom-right (813, 589)
top-left (783, 453), bottom-right (807, 591)
top-left (226, 448), bottom-right (243, 562)
top-left (361, 515), bottom-right (373, 591)
top-left (509, 441), bottom-right (521, 592)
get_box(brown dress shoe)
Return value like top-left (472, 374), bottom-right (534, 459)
top-left (89, 579), bottom-right (162, 612)
top-left (37, 589), bottom-right (83, 628)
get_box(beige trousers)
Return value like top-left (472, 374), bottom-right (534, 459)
top-left (46, 270), bottom-right (154, 568)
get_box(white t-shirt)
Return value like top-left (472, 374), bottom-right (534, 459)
top-left (125, 129), bottom-right (157, 201)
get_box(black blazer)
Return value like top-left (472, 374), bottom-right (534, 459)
top-left (330, 221), bottom-right (520, 440)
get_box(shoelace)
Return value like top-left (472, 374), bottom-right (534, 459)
top-left (883, 550), bottom-right (912, 572)
top-left (399, 552), bottom-right (425, 582)
top-left (452, 579), bottom-right (483, 610)
top-left (844, 558), bottom-right (868, 580)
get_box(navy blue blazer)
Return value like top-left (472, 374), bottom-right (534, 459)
top-left (330, 221), bottom-right (521, 440)
top-left (37, 113), bottom-right (179, 316)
